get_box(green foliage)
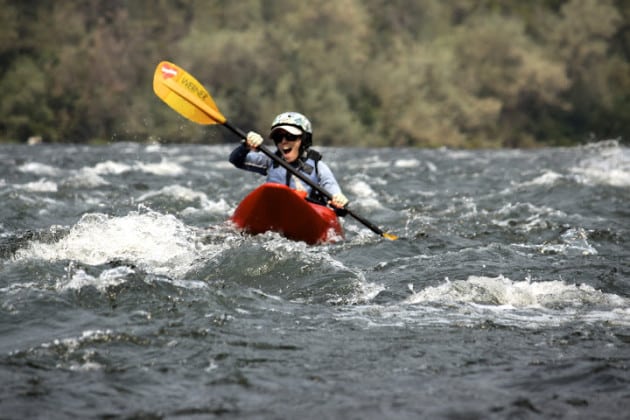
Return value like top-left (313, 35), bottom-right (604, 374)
top-left (0, 0), bottom-right (628, 147)
top-left (0, 0), bottom-right (19, 56)
top-left (0, 56), bottom-right (55, 141)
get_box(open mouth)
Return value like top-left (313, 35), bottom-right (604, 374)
top-left (281, 145), bottom-right (294, 156)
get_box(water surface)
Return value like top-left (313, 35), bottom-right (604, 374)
top-left (1, 141), bottom-right (629, 418)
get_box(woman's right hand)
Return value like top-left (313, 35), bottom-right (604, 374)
top-left (246, 131), bottom-right (263, 149)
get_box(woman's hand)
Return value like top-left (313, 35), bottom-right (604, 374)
top-left (246, 131), bottom-right (263, 149)
top-left (330, 193), bottom-right (348, 209)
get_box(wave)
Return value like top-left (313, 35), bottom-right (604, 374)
top-left (13, 208), bottom-right (215, 279)
top-left (15, 179), bottom-right (58, 193)
top-left (137, 185), bottom-right (231, 215)
top-left (17, 162), bottom-right (61, 177)
top-left (336, 274), bottom-right (630, 329)
top-left (572, 140), bottom-right (630, 187)
top-left (405, 275), bottom-right (625, 308)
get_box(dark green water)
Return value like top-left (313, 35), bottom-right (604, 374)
top-left (1, 141), bottom-right (629, 419)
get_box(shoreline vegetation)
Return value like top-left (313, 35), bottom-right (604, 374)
top-left (1, 1), bottom-right (628, 148)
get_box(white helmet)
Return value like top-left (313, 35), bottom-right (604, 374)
top-left (271, 112), bottom-right (312, 135)
top-left (270, 112), bottom-right (313, 150)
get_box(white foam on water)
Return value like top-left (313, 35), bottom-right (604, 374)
top-left (345, 179), bottom-right (390, 212)
top-left (518, 170), bottom-right (565, 187)
top-left (15, 329), bottom-right (131, 372)
top-left (494, 201), bottom-right (567, 219)
top-left (394, 158), bottom-right (420, 168)
top-left (323, 225), bottom-right (345, 245)
top-left (513, 227), bottom-right (598, 256)
top-left (57, 266), bottom-right (134, 292)
top-left (17, 162), bottom-right (61, 177)
top-left (337, 275), bottom-right (630, 329)
top-left (145, 143), bottom-right (162, 153)
top-left (507, 142), bottom-right (630, 190)
top-left (425, 160), bottom-right (438, 172)
top-left (344, 155), bottom-right (393, 171)
top-left (55, 265), bottom-right (210, 292)
top-left (403, 274), bottom-right (629, 327)
top-left (572, 167), bottom-right (630, 187)
top-left (64, 168), bottom-right (110, 188)
top-left (138, 185), bottom-right (207, 202)
top-left (406, 275), bottom-right (622, 307)
top-left (135, 159), bottom-right (185, 176)
top-left (570, 141), bottom-right (630, 187)
top-left (546, 227), bottom-right (598, 255)
top-left (91, 160), bottom-right (133, 175)
top-left (181, 199), bottom-right (231, 217)
top-left (138, 185), bottom-right (231, 215)
top-left (347, 180), bottom-right (378, 198)
top-left (15, 179), bottom-right (58, 193)
top-left (14, 209), bottom-right (214, 279)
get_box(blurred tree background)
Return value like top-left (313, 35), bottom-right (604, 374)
top-left (0, 0), bottom-right (628, 147)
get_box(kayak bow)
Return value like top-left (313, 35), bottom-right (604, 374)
top-left (231, 183), bottom-right (343, 245)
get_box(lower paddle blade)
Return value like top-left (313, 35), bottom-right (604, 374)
top-left (153, 61), bottom-right (226, 125)
top-left (382, 232), bottom-right (398, 241)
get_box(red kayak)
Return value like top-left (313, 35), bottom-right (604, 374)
top-left (231, 183), bottom-right (343, 245)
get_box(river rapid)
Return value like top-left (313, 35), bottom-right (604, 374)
top-left (1, 140), bottom-right (629, 419)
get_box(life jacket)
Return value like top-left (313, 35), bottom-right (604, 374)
top-left (271, 149), bottom-right (327, 205)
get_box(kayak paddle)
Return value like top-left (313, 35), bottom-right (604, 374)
top-left (153, 61), bottom-right (398, 241)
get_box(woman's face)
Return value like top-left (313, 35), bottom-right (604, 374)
top-left (272, 131), bottom-right (302, 163)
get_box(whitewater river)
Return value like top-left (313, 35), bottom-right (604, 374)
top-left (1, 140), bottom-right (629, 419)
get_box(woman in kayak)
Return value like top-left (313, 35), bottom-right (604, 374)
top-left (229, 112), bottom-right (349, 209)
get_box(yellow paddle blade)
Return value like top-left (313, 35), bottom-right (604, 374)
top-left (382, 232), bottom-right (399, 241)
top-left (153, 61), bottom-right (226, 125)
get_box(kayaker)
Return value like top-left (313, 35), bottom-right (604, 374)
top-left (229, 112), bottom-right (349, 210)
